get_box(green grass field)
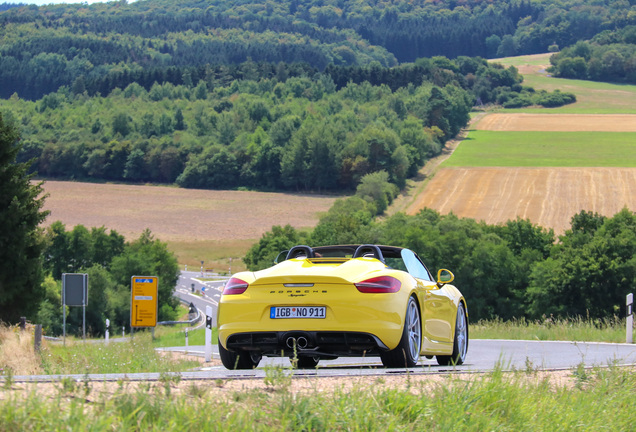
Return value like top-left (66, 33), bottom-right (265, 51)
top-left (491, 54), bottom-right (636, 114)
top-left (445, 131), bottom-right (636, 167)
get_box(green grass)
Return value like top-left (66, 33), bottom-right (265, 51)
top-left (491, 53), bottom-right (636, 114)
top-left (40, 333), bottom-right (200, 375)
top-left (1, 365), bottom-right (634, 430)
top-left (445, 131), bottom-right (636, 167)
top-left (493, 53), bottom-right (552, 68)
top-left (471, 317), bottom-right (627, 343)
top-left (167, 238), bottom-right (253, 271)
top-left (152, 326), bottom-right (218, 348)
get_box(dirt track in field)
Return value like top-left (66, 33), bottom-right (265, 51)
top-left (39, 181), bottom-right (337, 242)
top-left (476, 113), bottom-right (636, 132)
top-left (407, 167), bottom-right (636, 233)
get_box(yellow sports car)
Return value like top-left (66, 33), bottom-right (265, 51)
top-left (217, 244), bottom-right (468, 369)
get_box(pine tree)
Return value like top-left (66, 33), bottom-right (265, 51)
top-left (0, 113), bottom-right (49, 323)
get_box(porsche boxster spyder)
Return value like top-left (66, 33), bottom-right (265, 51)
top-left (217, 244), bottom-right (468, 369)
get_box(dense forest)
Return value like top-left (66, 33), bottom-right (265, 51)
top-left (1, 0), bottom-right (635, 99)
top-left (2, 58), bottom-right (575, 192)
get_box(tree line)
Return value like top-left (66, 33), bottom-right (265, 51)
top-left (1, 0), bottom-right (634, 99)
top-left (548, 28), bottom-right (636, 84)
top-left (4, 58), bottom-right (574, 193)
top-left (38, 224), bottom-right (181, 337)
top-left (246, 195), bottom-right (636, 323)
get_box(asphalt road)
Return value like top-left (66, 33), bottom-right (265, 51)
top-left (174, 270), bottom-right (228, 326)
top-left (162, 339), bottom-right (636, 376)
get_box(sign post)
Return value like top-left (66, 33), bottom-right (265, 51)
top-left (62, 273), bottom-right (88, 344)
top-left (627, 293), bottom-right (633, 344)
top-left (131, 276), bottom-right (158, 329)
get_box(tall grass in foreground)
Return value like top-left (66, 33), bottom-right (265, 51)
top-left (471, 316), bottom-right (627, 343)
top-left (1, 365), bottom-right (634, 431)
top-left (0, 325), bottom-right (42, 376)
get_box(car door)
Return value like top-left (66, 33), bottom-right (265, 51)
top-left (401, 249), bottom-right (454, 347)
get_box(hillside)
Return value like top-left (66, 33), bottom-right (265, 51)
top-left (398, 53), bottom-right (636, 234)
top-left (2, 0), bottom-right (635, 99)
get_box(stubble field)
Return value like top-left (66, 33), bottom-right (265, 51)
top-left (39, 181), bottom-right (337, 267)
top-left (476, 113), bottom-right (636, 132)
top-left (402, 54), bottom-right (636, 233)
top-left (410, 167), bottom-right (636, 234)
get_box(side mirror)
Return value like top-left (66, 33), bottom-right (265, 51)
top-left (274, 250), bottom-right (289, 264)
top-left (436, 269), bottom-right (455, 287)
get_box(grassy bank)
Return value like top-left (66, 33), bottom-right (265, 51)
top-left (1, 365), bottom-right (634, 431)
top-left (471, 317), bottom-right (628, 343)
top-left (0, 326), bottom-right (199, 377)
top-left (167, 238), bottom-right (254, 272)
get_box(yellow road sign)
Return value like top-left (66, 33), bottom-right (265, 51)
top-left (131, 276), bottom-right (158, 327)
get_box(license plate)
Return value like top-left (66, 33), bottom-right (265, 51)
top-left (270, 306), bottom-right (326, 319)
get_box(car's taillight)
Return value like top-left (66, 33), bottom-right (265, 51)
top-left (355, 276), bottom-right (401, 293)
top-left (223, 277), bottom-right (249, 295)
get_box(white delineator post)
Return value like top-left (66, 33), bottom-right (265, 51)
top-left (105, 318), bottom-right (110, 345)
top-left (205, 305), bottom-right (213, 362)
top-left (627, 293), bottom-right (634, 344)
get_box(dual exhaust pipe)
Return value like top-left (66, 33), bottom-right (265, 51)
top-left (286, 336), bottom-right (309, 349)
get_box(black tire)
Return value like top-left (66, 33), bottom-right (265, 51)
top-left (381, 296), bottom-right (421, 368)
top-left (295, 355), bottom-right (320, 369)
top-left (436, 302), bottom-right (468, 366)
top-left (218, 342), bottom-right (261, 370)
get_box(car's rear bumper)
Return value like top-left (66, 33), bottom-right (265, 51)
top-left (224, 330), bottom-right (389, 358)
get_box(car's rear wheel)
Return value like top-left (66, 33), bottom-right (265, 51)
top-left (436, 302), bottom-right (468, 366)
top-left (381, 296), bottom-right (421, 368)
top-left (219, 342), bottom-right (261, 370)
top-left (295, 355), bottom-right (320, 369)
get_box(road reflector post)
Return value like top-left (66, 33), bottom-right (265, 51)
top-left (105, 318), bottom-right (110, 345)
top-left (627, 293), bottom-right (634, 344)
top-left (185, 328), bottom-right (189, 354)
top-left (205, 305), bottom-right (213, 362)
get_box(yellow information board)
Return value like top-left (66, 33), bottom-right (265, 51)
top-left (131, 276), bottom-right (158, 327)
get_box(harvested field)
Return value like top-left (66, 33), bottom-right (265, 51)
top-left (475, 113), bottom-right (636, 132)
top-left (39, 181), bottom-right (338, 243)
top-left (406, 167), bottom-right (636, 234)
